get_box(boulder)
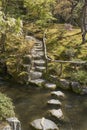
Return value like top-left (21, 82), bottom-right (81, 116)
top-left (47, 99), bottom-right (62, 106)
top-left (6, 117), bottom-right (21, 130)
top-left (81, 86), bottom-right (87, 95)
top-left (60, 79), bottom-right (70, 90)
top-left (45, 83), bottom-right (56, 90)
top-left (30, 117), bottom-right (59, 130)
top-left (3, 125), bottom-right (11, 130)
top-left (71, 81), bottom-right (82, 93)
top-left (51, 91), bottom-right (65, 99)
top-left (49, 109), bottom-right (64, 120)
top-left (0, 123), bottom-right (11, 130)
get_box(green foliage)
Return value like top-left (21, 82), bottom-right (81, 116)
top-left (46, 24), bottom-right (87, 78)
top-left (24, 0), bottom-right (56, 26)
top-left (0, 11), bottom-right (23, 35)
top-left (0, 93), bottom-right (15, 121)
top-left (71, 70), bottom-right (87, 85)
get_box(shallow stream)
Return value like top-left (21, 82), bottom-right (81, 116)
top-left (0, 81), bottom-right (87, 130)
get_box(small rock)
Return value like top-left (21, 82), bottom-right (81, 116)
top-left (60, 79), bottom-right (70, 90)
top-left (81, 87), bottom-right (87, 95)
top-left (49, 109), bottom-right (64, 120)
top-left (47, 99), bottom-right (62, 106)
top-left (45, 83), bottom-right (56, 90)
top-left (30, 117), bottom-right (59, 130)
top-left (51, 91), bottom-right (65, 98)
top-left (71, 81), bottom-right (82, 93)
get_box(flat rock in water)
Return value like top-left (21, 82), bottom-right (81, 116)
top-left (30, 117), bottom-right (59, 130)
top-left (30, 79), bottom-right (45, 87)
top-left (45, 83), bottom-right (56, 90)
top-left (49, 109), bottom-right (64, 120)
top-left (47, 99), bottom-right (62, 106)
top-left (51, 91), bottom-right (65, 98)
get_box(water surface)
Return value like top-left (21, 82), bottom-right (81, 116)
top-left (0, 81), bottom-right (87, 130)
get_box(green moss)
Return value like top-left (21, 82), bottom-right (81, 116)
top-left (46, 24), bottom-right (87, 79)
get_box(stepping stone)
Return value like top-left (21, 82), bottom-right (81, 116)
top-left (51, 91), bottom-right (65, 98)
top-left (37, 51), bottom-right (44, 57)
top-left (45, 83), bottom-right (56, 90)
top-left (36, 66), bottom-right (46, 72)
top-left (33, 60), bottom-right (45, 66)
top-left (30, 117), bottom-right (59, 130)
top-left (47, 99), bottom-right (62, 106)
top-left (30, 71), bottom-right (42, 80)
top-left (49, 109), bottom-right (64, 120)
top-left (29, 79), bottom-right (45, 87)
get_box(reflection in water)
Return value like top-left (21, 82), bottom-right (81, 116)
top-left (0, 82), bottom-right (87, 130)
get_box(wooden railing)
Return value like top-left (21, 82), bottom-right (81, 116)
top-left (42, 32), bottom-right (87, 75)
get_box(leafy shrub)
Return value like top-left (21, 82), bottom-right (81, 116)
top-left (71, 70), bottom-right (87, 85)
top-left (0, 93), bottom-right (15, 121)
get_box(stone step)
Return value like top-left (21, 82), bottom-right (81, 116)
top-left (30, 117), bottom-right (59, 130)
top-left (33, 59), bottom-right (45, 66)
top-left (44, 83), bottom-right (56, 90)
top-left (30, 71), bottom-right (42, 80)
top-left (32, 54), bottom-right (42, 59)
top-left (34, 44), bottom-right (43, 48)
top-left (48, 109), bottom-right (64, 120)
top-left (29, 79), bottom-right (45, 87)
top-left (51, 91), bottom-right (65, 99)
top-left (37, 51), bottom-right (44, 57)
top-left (35, 66), bottom-right (46, 72)
top-left (35, 43), bottom-right (42, 46)
top-left (34, 48), bottom-right (43, 51)
top-left (47, 99), bottom-right (62, 106)
top-left (25, 36), bottom-right (36, 41)
top-left (33, 45), bottom-right (43, 49)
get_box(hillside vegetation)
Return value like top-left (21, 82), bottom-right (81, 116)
top-left (45, 24), bottom-right (87, 84)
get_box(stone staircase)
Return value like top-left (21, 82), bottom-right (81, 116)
top-left (26, 38), bottom-right (56, 90)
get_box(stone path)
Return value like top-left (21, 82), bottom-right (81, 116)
top-left (27, 37), bottom-right (57, 90)
top-left (25, 36), bottom-right (66, 130)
